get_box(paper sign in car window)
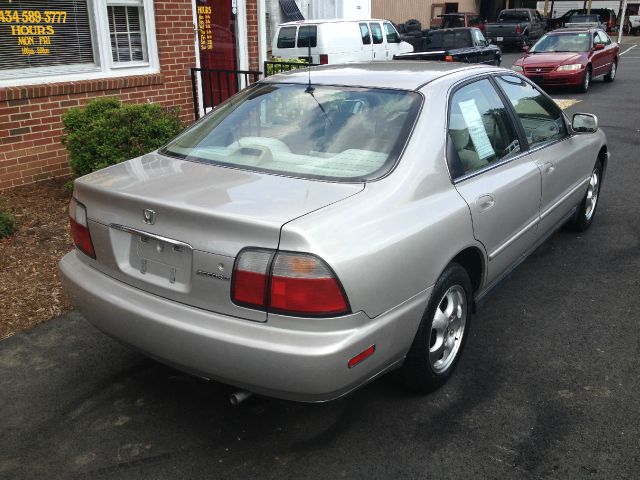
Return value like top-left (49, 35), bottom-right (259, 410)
top-left (458, 99), bottom-right (495, 160)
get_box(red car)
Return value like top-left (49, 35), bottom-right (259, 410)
top-left (511, 28), bottom-right (619, 92)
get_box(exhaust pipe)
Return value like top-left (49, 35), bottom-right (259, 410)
top-left (229, 390), bottom-right (253, 406)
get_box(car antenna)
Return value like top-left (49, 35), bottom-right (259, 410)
top-left (304, 6), bottom-right (314, 93)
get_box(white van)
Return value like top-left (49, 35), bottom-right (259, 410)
top-left (271, 19), bottom-right (413, 65)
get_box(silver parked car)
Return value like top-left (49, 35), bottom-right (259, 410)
top-left (60, 62), bottom-right (608, 402)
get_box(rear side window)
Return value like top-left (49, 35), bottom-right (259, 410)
top-left (297, 25), bottom-right (317, 48)
top-left (384, 22), bottom-right (400, 43)
top-left (448, 79), bottom-right (521, 177)
top-left (277, 27), bottom-right (297, 48)
top-left (597, 30), bottom-right (611, 45)
top-left (496, 75), bottom-right (567, 148)
top-left (359, 22), bottom-right (371, 45)
top-left (370, 22), bottom-right (383, 44)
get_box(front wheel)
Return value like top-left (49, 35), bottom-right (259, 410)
top-left (578, 66), bottom-right (591, 93)
top-left (400, 263), bottom-right (472, 392)
top-left (604, 59), bottom-right (617, 82)
top-left (570, 160), bottom-right (602, 232)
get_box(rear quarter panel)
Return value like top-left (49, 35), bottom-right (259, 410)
top-left (278, 85), bottom-right (483, 318)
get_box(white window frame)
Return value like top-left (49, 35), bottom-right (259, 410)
top-left (0, 0), bottom-right (159, 88)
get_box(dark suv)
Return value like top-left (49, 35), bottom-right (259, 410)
top-left (548, 9), bottom-right (617, 32)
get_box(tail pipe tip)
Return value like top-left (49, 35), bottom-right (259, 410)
top-left (229, 390), bottom-right (253, 406)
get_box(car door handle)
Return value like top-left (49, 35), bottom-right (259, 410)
top-left (476, 194), bottom-right (495, 212)
top-left (542, 161), bottom-right (555, 174)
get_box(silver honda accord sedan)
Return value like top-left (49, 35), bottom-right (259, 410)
top-left (60, 62), bottom-right (608, 402)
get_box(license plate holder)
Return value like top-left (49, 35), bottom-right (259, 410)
top-left (497, 36), bottom-right (503, 41)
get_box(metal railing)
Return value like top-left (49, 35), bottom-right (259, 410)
top-left (190, 67), bottom-right (261, 120)
top-left (264, 60), bottom-right (320, 77)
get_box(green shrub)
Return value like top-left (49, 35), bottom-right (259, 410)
top-left (62, 97), bottom-right (184, 178)
top-left (0, 197), bottom-right (14, 239)
top-left (266, 57), bottom-right (309, 76)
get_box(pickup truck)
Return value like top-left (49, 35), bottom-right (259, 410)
top-left (485, 8), bottom-right (546, 50)
top-left (394, 27), bottom-right (501, 65)
top-left (565, 14), bottom-right (604, 29)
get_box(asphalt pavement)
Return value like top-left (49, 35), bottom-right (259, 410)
top-left (2, 44), bottom-right (639, 479)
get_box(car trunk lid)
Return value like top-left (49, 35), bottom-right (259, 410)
top-left (73, 153), bottom-right (364, 321)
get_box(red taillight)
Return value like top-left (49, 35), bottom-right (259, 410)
top-left (319, 54), bottom-right (329, 65)
top-left (516, 25), bottom-right (521, 34)
top-left (444, 55), bottom-right (454, 62)
top-left (231, 249), bottom-right (350, 316)
top-left (69, 198), bottom-right (95, 258)
top-left (231, 249), bottom-right (272, 308)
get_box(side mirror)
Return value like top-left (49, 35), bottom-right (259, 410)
top-left (594, 43), bottom-right (605, 50)
top-left (572, 113), bottom-right (598, 133)
top-left (486, 38), bottom-right (492, 45)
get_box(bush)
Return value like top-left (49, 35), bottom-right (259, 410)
top-left (62, 97), bottom-right (184, 178)
top-left (266, 57), bottom-right (310, 76)
top-left (0, 197), bottom-right (14, 239)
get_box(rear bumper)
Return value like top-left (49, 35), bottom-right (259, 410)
top-left (59, 252), bottom-right (430, 402)
top-left (523, 68), bottom-right (584, 87)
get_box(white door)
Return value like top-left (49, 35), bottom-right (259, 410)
top-left (369, 22), bottom-right (386, 60)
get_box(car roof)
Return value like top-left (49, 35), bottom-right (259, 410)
top-left (262, 61), bottom-right (491, 91)
top-left (548, 27), bottom-right (600, 34)
top-left (279, 19), bottom-right (388, 26)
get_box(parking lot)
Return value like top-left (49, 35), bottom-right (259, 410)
top-left (2, 42), bottom-right (639, 479)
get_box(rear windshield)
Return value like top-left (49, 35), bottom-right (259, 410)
top-left (498, 11), bottom-right (529, 22)
top-left (531, 32), bottom-right (591, 52)
top-left (427, 30), bottom-right (469, 49)
top-left (162, 84), bottom-right (422, 182)
top-left (569, 15), bottom-right (600, 22)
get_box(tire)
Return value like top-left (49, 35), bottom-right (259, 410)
top-left (400, 263), bottom-right (472, 393)
top-left (604, 59), bottom-right (617, 82)
top-left (578, 66), bottom-right (591, 93)
top-left (405, 19), bottom-right (421, 32)
top-left (570, 160), bottom-right (603, 232)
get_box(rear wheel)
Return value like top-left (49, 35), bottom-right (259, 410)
top-left (400, 263), bottom-right (472, 392)
top-left (578, 66), bottom-right (591, 93)
top-left (604, 59), bottom-right (617, 82)
top-left (570, 160), bottom-right (602, 232)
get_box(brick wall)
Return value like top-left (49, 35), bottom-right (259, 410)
top-left (0, 0), bottom-right (197, 191)
top-left (247, 0), bottom-right (260, 71)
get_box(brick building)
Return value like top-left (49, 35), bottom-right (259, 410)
top-left (0, 0), bottom-right (264, 191)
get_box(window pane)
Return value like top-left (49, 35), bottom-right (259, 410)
top-left (108, 5), bottom-right (146, 63)
top-left (162, 84), bottom-right (422, 181)
top-left (384, 23), bottom-right (399, 43)
top-left (370, 23), bottom-right (383, 44)
top-left (359, 23), bottom-right (371, 45)
top-left (0, 0), bottom-right (95, 72)
top-left (496, 75), bottom-right (567, 148)
top-left (297, 26), bottom-right (317, 48)
top-left (277, 26), bottom-right (296, 48)
top-left (448, 79), bottom-right (521, 176)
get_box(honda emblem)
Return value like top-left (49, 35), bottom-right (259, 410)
top-left (143, 209), bottom-right (156, 225)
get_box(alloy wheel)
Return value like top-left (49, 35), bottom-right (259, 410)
top-left (429, 285), bottom-right (467, 374)
top-left (585, 168), bottom-right (600, 221)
